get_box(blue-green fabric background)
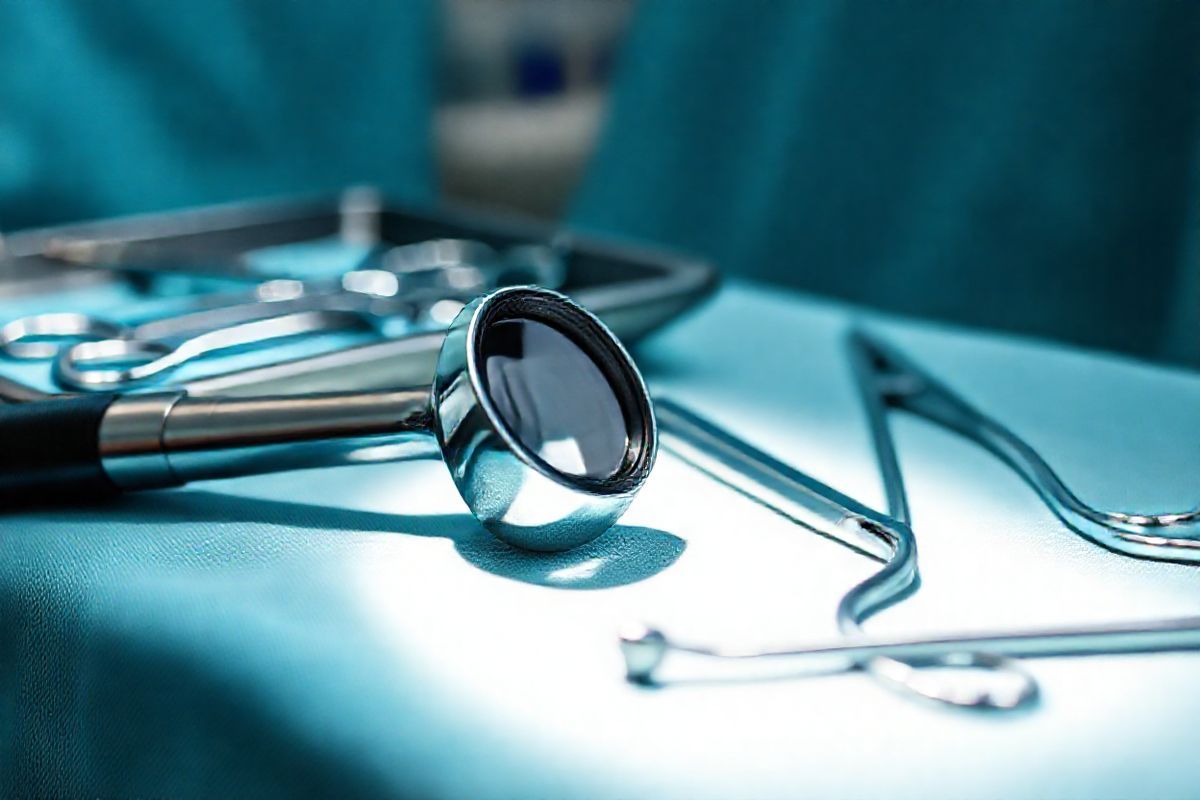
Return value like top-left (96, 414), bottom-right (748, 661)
top-left (2, 0), bottom-right (1197, 362)
top-left (5, 281), bottom-right (1200, 798)
top-left (1, 5), bottom-right (1200, 794)
top-left (0, 0), bottom-right (436, 230)
top-left (573, 0), bottom-right (1200, 365)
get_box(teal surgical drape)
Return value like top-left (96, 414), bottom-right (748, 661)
top-left (574, 1), bottom-right (1200, 364)
top-left (0, 0), bottom-right (437, 230)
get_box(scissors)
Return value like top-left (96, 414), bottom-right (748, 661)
top-left (3, 240), bottom-right (566, 391)
top-left (630, 329), bottom-right (1200, 709)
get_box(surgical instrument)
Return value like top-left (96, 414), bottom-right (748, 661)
top-left (850, 330), bottom-right (1200, 562)
top-left (620, 615), bottom-right (1200, 682)
top-left (0, 191), bottom-right (719, 399)
top-left (0, 278), bottom-right (366, 361)
top-left (34, 245), bottom-right (566, 391)
top-left (54, 306), bottom-right (384, 391)
top-left (0, 286), bottom-right (656, 553)
top-left (629, 331), bottom-right (1200, 708)
top-left (647, 398), bottom-right (1036, 710)
top-left (1, 239), bottom-right (562, 361)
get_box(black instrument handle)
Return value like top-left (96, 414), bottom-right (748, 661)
top-left (0, 394), bottom-right (119, 503)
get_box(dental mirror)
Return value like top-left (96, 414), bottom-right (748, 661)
top-left (0, 287), bottom-right (657, 552)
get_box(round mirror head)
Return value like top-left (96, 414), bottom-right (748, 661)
top-left (432, 286), bottom-right (657, 552)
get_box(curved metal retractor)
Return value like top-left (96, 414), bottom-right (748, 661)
top-left (850, 330), bottom-right (1200, 563)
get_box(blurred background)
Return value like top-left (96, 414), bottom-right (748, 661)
top-left (0, 0), bottom-right (1196, 366)
top-left (438, 0), bottom-right (632, 219)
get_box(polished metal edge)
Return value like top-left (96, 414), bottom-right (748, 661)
top-left (98, 392), bottom-right (186, 489)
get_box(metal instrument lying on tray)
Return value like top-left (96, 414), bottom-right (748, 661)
top-left (0, 237), bottom-right (563, 363)
top-left (28, 242), bottom-right (564, 390)
top-left (0, 188), bottom-right (717, 399)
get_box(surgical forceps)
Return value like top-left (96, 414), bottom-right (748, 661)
top-left (1, 239), bottom-right (557, 358)
top-left (5, 241), bottom-right (566, 391)
top-left (0, 278), bottom-right (369, 361)
top-left (628, 330), bottom-right (1200, 709)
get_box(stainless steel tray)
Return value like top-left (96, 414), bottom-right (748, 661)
top-left (1, 189), bottom-right (718, 395)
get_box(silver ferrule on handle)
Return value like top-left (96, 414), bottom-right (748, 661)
top-left (98, 388), bottom-right (436, 490)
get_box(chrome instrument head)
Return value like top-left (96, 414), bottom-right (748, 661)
top-left (433, 286), bottom-right (657, 552)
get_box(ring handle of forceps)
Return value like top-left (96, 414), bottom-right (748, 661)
top-left (832, 516), bottom-right (1037, 709)
top-left (0, 283), bottom-right (339, 362)
top-left (53, 308), bottom-right (377, 391)
top-left (5, 241), bottom-right (564, 364)
top-left (0, 313), bottom-right (131, 361)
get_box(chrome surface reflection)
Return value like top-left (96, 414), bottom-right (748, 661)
top-left (433, 286), bottom-right (657, 552)
top-left (90, 286), bottom-right (655, 552)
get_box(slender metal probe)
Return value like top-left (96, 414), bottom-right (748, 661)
top-left (621, 615), bottom-right (1200, 681)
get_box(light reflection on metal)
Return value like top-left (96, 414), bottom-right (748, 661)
top-left (1, 237), bottom-right (568, 395)
top-left (851, 330), bottom-right (1200, 562)
top-left (630, 331), bottom-right (1200, 710)
top-left (87, 287), bottom-right (655, 553)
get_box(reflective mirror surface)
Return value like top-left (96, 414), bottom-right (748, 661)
top-left (480, 318), bottom-right (628, 480)
top-left (433, 286), bottom-right (657, 552)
